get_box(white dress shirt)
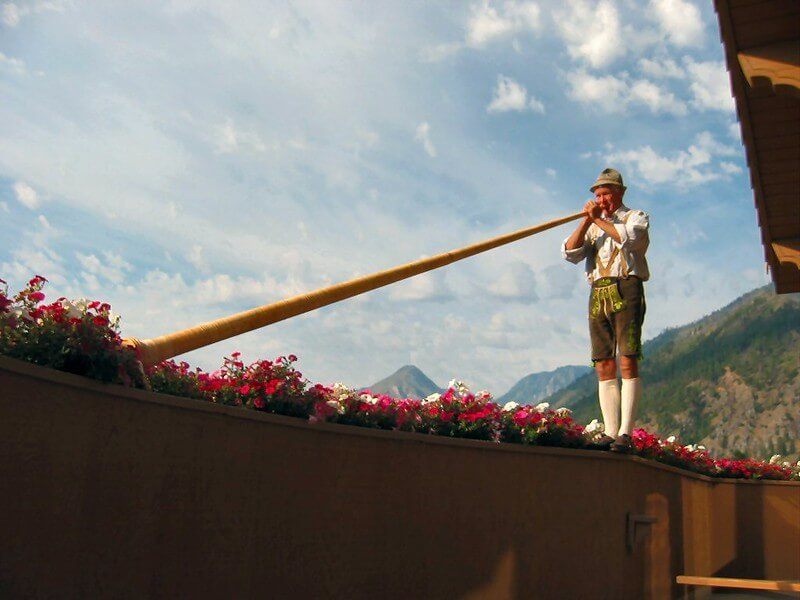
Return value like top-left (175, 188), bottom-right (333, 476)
top-left (561, 204), bottom-right (650, 284)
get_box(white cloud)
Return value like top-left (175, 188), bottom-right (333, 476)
top-left (1, 0), bottom-right (70, 27)
top-left (37, 214), bottom-right (51, 229)
top-left (76, 251), bottom-right (134, 285)
top-left (566, 70), bottom-right (686, 115)
top-left (414, 121), bottom-right (437, 158)
top-left (685, 58), bottom-right (735, 112)
top-left (13, 181), bottom-right (39, 209)
top-left (0, 51), bottom-right (26, 74)
top-left (422, 0), bottom-right (540, 61)
top-left (215, 119), bottom-right (267, 154)
top-left (557, 0), bottom-right (623, 68)
top-left (2, 2), bottom-right (20, 26)
top-left (187, 244), bottom-right (209, 273)
top-left (546, 168), bottom-right (556, 178)
top-left (719, 161), bottom-right (742, 175)
top-left (538, 264), bottom-right (578, 300)
top-left (565, 70), bottom-right (627, 112)
top-left (487, 261), bottom-right (538, 303)
top-left (419, 42), bottom-right (463, 63)
top-left (693, 130), bottom-right (738, 157)
top-left (388, 270), bottom-right (452, 302)
top-left (466, 0), bottom-right (541, 47)
top-left (356, 129), bottom-right (379, 148)
top-left (649, 0), bottom-right (704, 47)
top-left (486, 74), bottom-right (545, 114)
top-left (638, 57), bottom-right (683, 79)
top-left (728, 121), bottom-right (741, 142)
top-left (605, 131), bottom-right (740, 188)
top-left (628, 79), bottom-right (687, 116)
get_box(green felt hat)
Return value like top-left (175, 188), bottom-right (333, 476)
top-left (590, 168), bottom-right (627, 192)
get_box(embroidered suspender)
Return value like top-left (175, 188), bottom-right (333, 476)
top-left (594, 212), bottom-right (632, 278)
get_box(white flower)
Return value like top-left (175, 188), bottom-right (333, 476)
top-left (534, 402), bottom-right (550, 412)
top-left (769, 454), bottom-right (782, 465)
top-left (59, 299), bottom-right (83, 320)
top-left (10, 306), bottom-right (30, 321)
top-left (555, 407), bottom-right (572, 416)
top-left (359, 393), bottom-right (379, 405)
top-left (585, 419), bottom-right (603, 433)
top-left (666, 435), bottom-right (676, 444)
top-left (423, 393), bottom-right (441, 405)
top-left (502, 401), bottom-right (519, 412)
top-left (332, 382), bottom-right (350, 395)
top-left (447, 378), bottom-right (471, 398)
top-left (325, 399), bottom-right (346, 414)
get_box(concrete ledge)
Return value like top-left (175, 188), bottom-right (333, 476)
top-left (1, 355), bottom-right (798, 599)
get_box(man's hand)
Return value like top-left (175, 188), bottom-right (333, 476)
top-left (584, 199), bottom-right (602, 220)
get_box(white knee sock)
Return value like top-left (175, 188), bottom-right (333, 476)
top-left (619, 377), bottom-right (642, 436)
top-left (598, 379), bottom-right (620, 438)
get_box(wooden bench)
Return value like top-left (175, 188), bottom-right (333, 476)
top-left (677, 575), bottom-right (800, 593)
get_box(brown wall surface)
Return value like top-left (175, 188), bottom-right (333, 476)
top-left (1, 356), bottom-right (798, 600)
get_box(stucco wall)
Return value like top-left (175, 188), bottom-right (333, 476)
top-left (1, 356), bottom-right (797, 599)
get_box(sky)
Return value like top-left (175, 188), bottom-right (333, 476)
top-left (0, 0), bottom-right (771, 395)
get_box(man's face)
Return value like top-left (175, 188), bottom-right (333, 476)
top-left (594, 185), bottom-right (624, 216)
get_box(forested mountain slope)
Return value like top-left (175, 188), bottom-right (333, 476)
top-left (545, 287), bottom-right (800, 459)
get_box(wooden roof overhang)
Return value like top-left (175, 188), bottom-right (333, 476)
top-left (715, 0), bottom-right (800, 294)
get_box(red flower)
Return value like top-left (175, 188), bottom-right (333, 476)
top-left (29, 291), bottom-right (45, 303)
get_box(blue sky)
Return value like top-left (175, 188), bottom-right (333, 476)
top-left (0, 0), bottom-right (770, 394)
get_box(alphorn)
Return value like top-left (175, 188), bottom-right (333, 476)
top-left (124, 211), bottom-right (585, 366)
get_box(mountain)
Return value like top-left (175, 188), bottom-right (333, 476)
top-left (544, 286), bottom-right (800, 460)
top-left (365, 365), bottom-right (443, 399)
top-left (497, 365), bottom-right (593, 406)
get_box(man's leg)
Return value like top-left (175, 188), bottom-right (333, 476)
top-left (616, 277), bottom-right (645, 438)
top-left (590, 295), bottom-right (619, 439)
top-left (595, 358), bottom-right (620, 438)
top-left (618, 356), bottom-right (641, 436)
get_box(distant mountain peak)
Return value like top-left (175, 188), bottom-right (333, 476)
top-left (394, 365), bottom-right (426, 376)
top-left (365, 364), bottom-right (442, 400)
top-left (497, 365), bottom-right (593, 405)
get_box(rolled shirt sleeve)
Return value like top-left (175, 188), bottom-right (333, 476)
top-left (614, 210), bottom-right (649, 250)
top-left (561, 237), bottom-right (589, 263)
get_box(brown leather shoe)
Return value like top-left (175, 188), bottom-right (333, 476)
top-left (592, 434), bottom-right (616, 449)
top-left (610, 434), bottom-right (633, 453)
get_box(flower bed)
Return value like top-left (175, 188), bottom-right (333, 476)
top-left (1, 276), bottom-right (798, 481)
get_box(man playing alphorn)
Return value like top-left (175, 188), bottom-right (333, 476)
top-left (561, 168), bottom-right (650, 452)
